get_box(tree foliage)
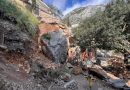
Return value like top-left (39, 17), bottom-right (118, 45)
top-left (73, 0), bottom-right (130, 52)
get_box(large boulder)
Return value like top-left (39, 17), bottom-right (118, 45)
top-left (42, 30), bottom-right (68, 63)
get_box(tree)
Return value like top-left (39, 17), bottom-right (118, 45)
top-left (73, 0), bottom-right (130, 52)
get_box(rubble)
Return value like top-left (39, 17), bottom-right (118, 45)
top-left (64, 79), bottom-right (76, 88)
top-left (61, 47), bottom-right (130, 90)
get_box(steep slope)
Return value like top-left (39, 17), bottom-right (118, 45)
top-left (0, 0), bottom-right (70, 90)
top-left (63, 5), bottom-right (105, 28)
top-left (0, 0), bottom-right (71, 69)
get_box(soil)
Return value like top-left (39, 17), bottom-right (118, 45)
top-left (71, 74), bottom-right (116, 90)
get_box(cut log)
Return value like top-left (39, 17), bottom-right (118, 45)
top-left (89, 65), bottom-right (108, 79)
top-left (106, 73), bottom-right (119, 80)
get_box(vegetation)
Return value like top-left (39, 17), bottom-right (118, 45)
top-left (73, 0), bottom-right (130, 52)
top-left (0, 0), bottom-right (38, 36)
top-left (42, 33), bottom-right (51, 40)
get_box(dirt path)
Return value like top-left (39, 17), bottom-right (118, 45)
top-left (71, 74), bottom-right (116, 90)
top-left (0, 57), bottom-right (28, 82)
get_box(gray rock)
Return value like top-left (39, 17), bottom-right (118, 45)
top-left (0, 20), bottom-right (31, 54)
top-left (60, 73), bottom-right (71, 82)
top-left (108, 79), bottom-right (125, 89)
top-left (42, 30), bottom-right (68, 63)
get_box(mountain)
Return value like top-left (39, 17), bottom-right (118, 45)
top-left (63, 5), bottom-right (105, 28)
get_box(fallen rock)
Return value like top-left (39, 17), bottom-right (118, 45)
top-left (72, 66), bottom-right (83, 75)
top-left (42, 30), bottom-right (68, 63)
top-left (64, 79), bottom-right (77, 89)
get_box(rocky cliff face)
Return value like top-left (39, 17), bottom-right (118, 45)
top-left (63, 5), bottom-right (105, 28)
top-left (0, 20), bottom-right (31, 54)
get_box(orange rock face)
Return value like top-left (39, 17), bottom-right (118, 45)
top-left (38, 23), bottom-right (66, 48)
top-left (38, 23), bottom-right (62, 35)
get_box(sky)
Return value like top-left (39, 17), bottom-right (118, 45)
top-left (43, 0), bottom-right (110, 15)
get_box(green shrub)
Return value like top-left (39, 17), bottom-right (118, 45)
top-left (42, 33), bottom-right (51, 40)
top-left (0, 0), bottom-right (38, 36)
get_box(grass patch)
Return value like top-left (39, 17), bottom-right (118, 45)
top-left (0, 0), bottom-right (38, 36)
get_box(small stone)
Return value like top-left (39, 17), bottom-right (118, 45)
top-left (60, 73), bottom-right (71, 82)
top-left (72, 66), bottom-right (83, 75)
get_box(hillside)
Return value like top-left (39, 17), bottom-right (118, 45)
top-left (63, 5), bottom-right (105, 28)
top-left (0, 0), bottom-right (71, 89)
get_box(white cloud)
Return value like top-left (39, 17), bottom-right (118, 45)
top-left (87, 0), bottom-right (110, 5)
top-left (52, 0), bottom-right (67, 10)
top-left (63, 0), bottom-right (110, 15)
